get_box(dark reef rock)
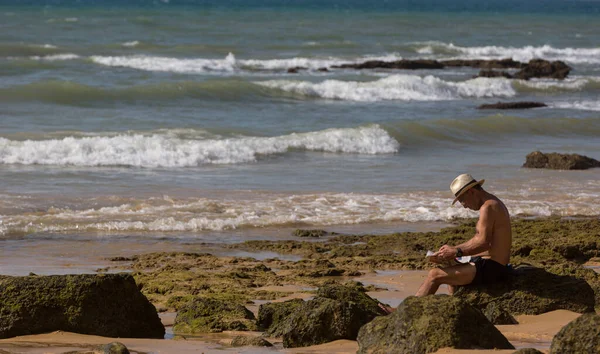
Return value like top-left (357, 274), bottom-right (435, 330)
top-left (357, 295), bottom-right (513, 354)
top-left (102, 342), bottom-right (130, 354)
top-left (550, 313), bottom-right (600, 354)
top-left (455, 265), bottom-right (595, 319)
top-left (443, 58), bottom-right (523, 69)
top-left (513, 349), bottom-right (544, 354)
top-left (292, 229), bottom-right (328, 238)
top-left (513, 59), bottom-right (571, 80)
top-left (478, 101), bottom-right (547, 109)
top-left (258, 298), bottom-right (305, 336)
top-left (477, 69), bottom-right (513, 79)
top-left (271, 283), bottom-right (385, 348)
top-left (523, 151), bottom-right (600, 170)
top-left (333, 59), bottom-right (444, 70)
top-left (0, 274), bottom-right (164, 339)
top-left (173, 297), bottom-right (256, 333)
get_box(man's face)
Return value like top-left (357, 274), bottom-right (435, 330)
top-left (457, 189), bottom-right (474, 210)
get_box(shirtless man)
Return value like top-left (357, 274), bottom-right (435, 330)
top-left (414, 173), bottom-right (512, 297)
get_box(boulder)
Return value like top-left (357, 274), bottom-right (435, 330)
top-left (477, 69), bottom-right (513, 79)
top-left (102, 342), bottom-right (130, 354)
top-left (258, 298), bottom-right (305, 336)
top-left (523, 151), bottom-right (600, 170)
top-left (357, 295), bottom-right (513, 354)
top-left (278, 283), bottom-right (386, 347)
top-left (482, 302), bottom-right (518, 325)
top-left (173, 297), bottom-right (256, 333)
top-left (513, 59), bottom-right (571, 80)
top-left (478, 101), bottom-right (547, 109)
top-left (550, 313), bottom-right (600, 353)
top-left (513, 349), bottom-right (544, 354)
top-left (454, 266), bottom-right (595, 319)
top-left (0, 274), bottom-right (164, 339)
top-left (230, 335), bottom-right (273, 347)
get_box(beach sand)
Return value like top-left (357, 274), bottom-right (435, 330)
top-left (0, 266), bottom-right (583, 354)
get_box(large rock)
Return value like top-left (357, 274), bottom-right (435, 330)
top-left (523, 151), bottom-right (600, 170)
top-left (0, 274), bottom-right (164, 339)
top-left (357, 295), bottom-right (513, 354)
top-left (478, 101), bottom-right (547, 110)
top-left (173, 297), bottom-right (256, 333)
top-left (550, 313), bottom-right (600, 353)
top-left (455, 266), bottom-right (595, 319)
top-left (513, 59), bottom-right (571, 80)
top-left (277, 283), bottom-right (386, 348)
top-left (258, 298), bottom-right (304, 336)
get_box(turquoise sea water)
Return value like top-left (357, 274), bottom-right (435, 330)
top-left (0, 1), bottom-right (599, 242)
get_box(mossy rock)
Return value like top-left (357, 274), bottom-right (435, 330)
top-left (513, 349), bottom-right (544, 354)
top-left (455, 265), bottom-right (595, 316)
top-left (279, 283), bottom-right (386, 348)
top-left (102, 342), bottom-right (130, 354)
top-left (482, 302), bottom-right (518, 325)
top-left (258, 298), bottom-right (305, 336)
top-left (173, 297), bottom-right (256, 333)
top-left (230, 336), bottom-right (273, 347)
top-left (357, 295), bottom-right (514, 354)
top-left (546, 263), bottom-right (600, 312)
top-left (0, 274), bottom-right (164, 339)
top-left (550, 313), bottom-right (600, 353)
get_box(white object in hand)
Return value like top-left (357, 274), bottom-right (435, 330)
top-left (425, 250), bottom-right (436, 257)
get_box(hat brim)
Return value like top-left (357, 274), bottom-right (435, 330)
top-left (452, 179), bottom-right (485, 205)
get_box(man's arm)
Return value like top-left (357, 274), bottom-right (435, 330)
top-left (436, 204), bottom-right (495, 259)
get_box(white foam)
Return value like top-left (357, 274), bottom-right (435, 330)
top-left (91, 53), bottom-right (238, 73)
top-left (29, 54), bottom-right (80, 61)
top-left (122, 41), bottom-right (140, 47)
top-left (550, 100), bottom-right (600, 111)
top-left (0, 126), bottom-right (399, 167)
top-left (256, 75), bottom-right (515, 102)
top-left (1, 191), bottom-right (598, 235)
top-left (412, 41), bottom-right (600, 64)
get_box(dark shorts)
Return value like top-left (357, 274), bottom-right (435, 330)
top-left (469, 257), bottom-right (511, 286)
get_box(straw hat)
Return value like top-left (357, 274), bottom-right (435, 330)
top-left (450, 174), bottom-right (485, 205)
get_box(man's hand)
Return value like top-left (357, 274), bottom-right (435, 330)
top-left (436, 244), bottom-right (458, 260)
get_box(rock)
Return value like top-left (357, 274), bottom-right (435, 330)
top-left (443, 58), bottom-right (523, 69)
top-left (547, 263), bottom-right (600, 313)
top-left (357, 295), bottom-right (514, 354)
top-left (478, 101), bottom-right (547, 109)
top-left (102, 342), bottom-right (130, 354)
top-left (483, 302), bottom-right (518, 325)
top-left (514, 59), bottom-right (571, 80)
top-left (455, 265), bottom-right (595, 318)
top-left (550, 313), bottom-right (600, 353)
top-left (258, 298), bottom-right (305, 336)
top-left (173, 297), bottom-right (256, 333)
top-left (0, 274), bottom-right (164, 339)
top-left (287, 66), bottom-right (307, 73)
top-left (317, 67), bottom-right (329, 72)
top-left (513, 349), bottom-right (544, 354)
top-left (523, 151), bottom-right (600, 170)
top-left (292, 229), bottom-right (328, 238)
top-left (477, 69), bottom-right (513, 79)
top-left (333, 59), bottom-right (445, 70)
top-left (230, 335), bottom-right (273, 347)
top-left (279, 283), bottom-right (386, 347)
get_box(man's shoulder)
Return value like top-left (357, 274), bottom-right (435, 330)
top-left (480, 198), bottom-right (507, 214)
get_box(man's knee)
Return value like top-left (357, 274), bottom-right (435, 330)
top-left (426, 268), bottom-right (447, 284)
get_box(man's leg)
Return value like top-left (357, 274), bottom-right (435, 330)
top-left (415, 263), bottom-right (476, 297)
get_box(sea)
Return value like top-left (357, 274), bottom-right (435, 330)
top-left (1, 1), bottom-right (599, 272)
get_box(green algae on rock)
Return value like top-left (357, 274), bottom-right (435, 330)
top-left (0, 274), bottom-right (164, 339)
top-left (258, 298), bottom-right (305, 336)
top-left (173, 297), bottom-right (257, 333)
top-left (550, 313), bottom-right (600, 354)
top-left (230, 335), bottom-right (273, 347)
top-left (357, 295), bottom-right (514, 354)
top-left (455, 265), bottom-right (595, 317)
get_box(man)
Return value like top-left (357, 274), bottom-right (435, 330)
top-left (414, 173), bottom-right (513, 297)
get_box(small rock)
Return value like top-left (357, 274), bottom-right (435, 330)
top-left (523, 151), bottom-right (600, 170)
top-left (102, 342), bottom-right (130, 354)
top-left (230, 335), bottom-right (273, 347)
top-left (478, 101), bottom-right (547, 109)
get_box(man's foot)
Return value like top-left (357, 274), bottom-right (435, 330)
top-left (378, 303), bottom-right (395, 315)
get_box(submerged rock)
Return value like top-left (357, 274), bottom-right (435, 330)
top-left (513, 59), bottom-right (571, 80)
top-left (455, 265), bottom-right (595, 318)
top-left (523, 151), bottom-right (600, 170)
top-left (478, 101), bottom-right (547, 109)
top-left (173, 297), bottom-right (256, 333)
top-left (357, 295), bottom-right (513, 354)
top-left (550, 313), bottom-right (600, 353)
top-left (0, 274), bottom-right (164, 339)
